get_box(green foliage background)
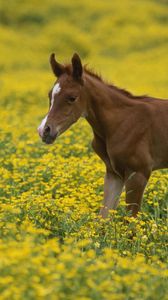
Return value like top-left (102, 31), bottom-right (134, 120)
top-left (0, 0), bottom-right (168, 95)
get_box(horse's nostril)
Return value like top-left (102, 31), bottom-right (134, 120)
top-left (44, 125), bottom-right (51, 135)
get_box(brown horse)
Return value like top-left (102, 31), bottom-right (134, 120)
top-left (38, 53), bottom-right (168, 218)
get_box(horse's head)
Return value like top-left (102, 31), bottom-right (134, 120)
top-left (38, 53), bottom-right (86, 144)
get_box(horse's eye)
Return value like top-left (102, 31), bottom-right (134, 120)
top-left (67, 96), bottom-right (77, 102)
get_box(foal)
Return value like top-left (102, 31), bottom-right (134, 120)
top-left (38, 53), bottom-right (168, 218)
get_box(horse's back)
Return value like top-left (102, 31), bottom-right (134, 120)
top-left (147, 97), bottom-right (168, 170)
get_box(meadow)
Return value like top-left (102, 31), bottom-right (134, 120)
top-left (0, 0), bottom-right (168, 299)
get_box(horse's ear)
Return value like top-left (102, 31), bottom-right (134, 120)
top-left (49, 53), bottom-right (65, 77)
top-left (71, 53), bottom-right (83, 81)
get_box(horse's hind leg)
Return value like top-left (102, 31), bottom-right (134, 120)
top-left (125, 171), bottom-right (150, 217)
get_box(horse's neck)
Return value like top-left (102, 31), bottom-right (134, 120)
top-left (84, 74), bottom-right (131, 139)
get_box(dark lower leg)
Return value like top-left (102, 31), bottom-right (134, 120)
top-left (125, 171), bottom-right (150, 217)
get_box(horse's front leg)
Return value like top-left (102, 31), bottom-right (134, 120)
top-left (99, 171), bottom-right (124, 218)
top-left (92, 134), bottom-right (124, 218)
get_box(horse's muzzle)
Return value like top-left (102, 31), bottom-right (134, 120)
top-left (42, 133), bottom-right (57, 144)
top-left (41, 125), bottom-right (58, 144)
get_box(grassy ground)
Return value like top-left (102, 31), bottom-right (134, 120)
top-left (0, 0), bottom-right (168, 299)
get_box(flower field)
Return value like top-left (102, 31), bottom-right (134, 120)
top-left (0, 0), bottom-right (168, 299)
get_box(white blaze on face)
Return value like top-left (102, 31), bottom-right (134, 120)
top-left (37, 83), bottom-right (61, 137)
top-left (38, 115), bottom-right (48, 137)
top-left (50, 83), bottom-right (61, 109)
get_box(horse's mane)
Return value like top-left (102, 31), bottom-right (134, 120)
top-left (84, 66), bottom-right (147, 100)
top-left (64, 63), bottom-right (147, 99)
